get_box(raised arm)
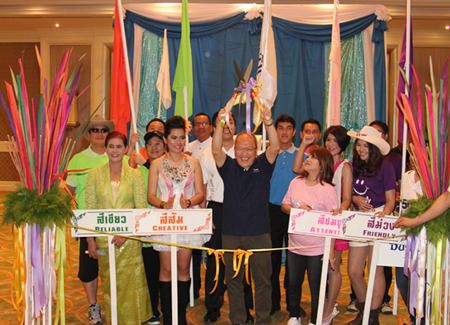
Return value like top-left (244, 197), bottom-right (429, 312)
top-left (292, 135), bottom-right (315, 173)
top-left (261, 106), bottom-right (279, 164)
top-left (212, 108), bottom-right (227, 168)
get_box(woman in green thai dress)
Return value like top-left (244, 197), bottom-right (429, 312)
top-left (85, 131), bottom-right (151, 325)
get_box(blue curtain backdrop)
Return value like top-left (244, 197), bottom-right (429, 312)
top-left (124, 10), bottom-right (387, 136)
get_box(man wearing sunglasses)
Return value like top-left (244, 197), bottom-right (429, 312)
top-left (66, 115), bottom-right (113, 325)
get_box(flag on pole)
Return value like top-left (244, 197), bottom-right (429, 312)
top-left (110, 0), bottom-right (131, 135)
top-left (396, 21), bottom-right (413, 140)
top-left (254, 0), bottom-right (277, 125)
top-left (172, 0), bottom-right (193, 118)
top-left (156, 29), bottom-right (172, 115)
top-left (326, 0), bottom-right (341, 127)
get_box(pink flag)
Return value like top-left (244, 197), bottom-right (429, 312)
top-left (326, 0), bottom-right (341, 127)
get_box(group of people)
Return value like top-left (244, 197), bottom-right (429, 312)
top-left (66, 108), bottom-right (450, 325)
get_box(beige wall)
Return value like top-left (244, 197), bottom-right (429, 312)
top-left (0, 20), bottom-right (112, 189)
top-left (0, 43), bottom-right (40, 189)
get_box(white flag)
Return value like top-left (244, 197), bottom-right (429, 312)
top-left (156, 29), bottom-right (172, 110)
top-left (255, 0), bottom-right (277, 120)
top-left (326, 0), bottom-right (341, 126)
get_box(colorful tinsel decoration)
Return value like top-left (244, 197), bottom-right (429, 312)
top-left (397, 57), bottom-right (449, 324)
top-left (0, 47), bottom-right (82, 324)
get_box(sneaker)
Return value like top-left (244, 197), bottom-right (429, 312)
top-left (347, 299), bottom-right (358, 313)
top-left (287, 317), bottom-right (301, 325)
top-left (148, 315), bottom-right (160, 324)
top-left (87, 303), bottom-right (102, 325)
top-left (381, 302), bottom-right (393, 314)
top-left (333, 304), bottom-right (340, 317)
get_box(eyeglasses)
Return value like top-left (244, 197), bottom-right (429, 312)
top-left (235, 147), bottom-right (256, 153)
top-left (89, 128), bottom-right (109, 134)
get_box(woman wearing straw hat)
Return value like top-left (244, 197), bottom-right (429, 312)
top-left (85, 131), bottom-right (152, 325)
top-left (346, 125), bottom-right (396, 325)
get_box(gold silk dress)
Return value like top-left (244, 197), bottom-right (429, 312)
top-left (86, 162), bottom-right (151, 324)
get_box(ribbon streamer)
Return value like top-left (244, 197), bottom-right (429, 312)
top-left (70, 224), bottom-right (407, 298)
top-left (416, 227), bottom-right (427, 321)
top-left (233, 77), bottom-right (257, 134)
top-left (11, 225), bottom-right (26, 324)
top-left (31, 224), bottom-right (46, 319)
top-left (54, 225), bottom-right (66, 325)
top-left (207, 249), bottom-right (225, 294)
top-left (431, 238), bottom-right (443, 324)
top-left (231, 249), bottom-right (253, 286)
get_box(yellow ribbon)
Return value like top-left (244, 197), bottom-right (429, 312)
top-left (54, 225), bottom-right (66, 325)
top-left (431, 238), bottom-right (443, 325)
top-left (207, 249), bottom-right (225, 294)
top-left (232, 249), bottom-right (253, 286)
top-left (11, 225), bottom-right (25, 325)
top-left (70, 224), bottom-right (405, 297)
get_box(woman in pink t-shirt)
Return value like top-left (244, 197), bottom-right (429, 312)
top-left (282, 147), bottom-right (338, 325)
top-left (322, 126), bottom-right (353, 324)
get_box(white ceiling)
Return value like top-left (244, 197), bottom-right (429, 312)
top-left (0, 0), bottom-right (449, 18)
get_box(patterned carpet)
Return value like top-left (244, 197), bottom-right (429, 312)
top-left (0, 194), bottom-right (409, 324)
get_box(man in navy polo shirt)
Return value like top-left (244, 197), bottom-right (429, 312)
top-left (212, 106), bottom-right (279, 325)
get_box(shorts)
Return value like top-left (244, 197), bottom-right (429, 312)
top-left (349, 240), bottom-right (374, 248)
top-left (334, 239), bottom-right (349, 251)
top-left (77, 237), bottom-right (99, 282)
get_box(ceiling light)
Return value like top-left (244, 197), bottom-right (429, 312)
top-left (55, 23), bottom-right (60, 28)
top-left (445, 25), bottom-right (450, 30)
